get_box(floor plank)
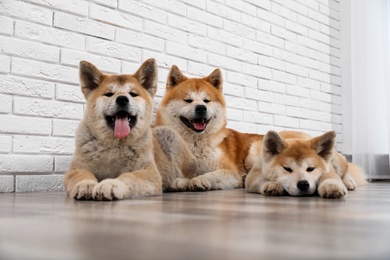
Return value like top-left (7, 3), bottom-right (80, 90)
top-left (0, 182), bottom-right (390, 260)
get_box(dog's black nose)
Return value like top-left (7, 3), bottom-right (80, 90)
top-left (195, 105), bottom-right (207, 115)
top-left (297, 180), bottom-right (310, 191)
top-left (116, 96), bottom-right (129, 107)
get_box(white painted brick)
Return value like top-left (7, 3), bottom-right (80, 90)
top-left (207, 27), bottom-right (242, 47)
top-left (89, 4), bottom-right (142, 31)
top-left (0, 115), bottom-right (51, 135)
top-left (296, 35), bottom-right (320, 50)
top-left (244, 111), bottom-right (273, 125)
top-left (55, 155), bottom-right (72, 172)
top-left (144, 20), bottom-right (187, 45)
top-left (89, 0), bottom-right (117, 8)
top-left (166, 41), bottom-right (207, 63)
top-left (143, 0), bottom-right (186, 16)
top-left (245, 0), bottom-right (271, 10)
top-left (271, 2), bottom-right (297, 21)
top-left (281, 0), bottom-right (308, 16)
top-left (285, 20), bottom-right (308, 36)
top-left (242, 13), bottom-right (271, 33)
top-left (0, 135), bottom-right (12, 153)
top-left (297, 77), bottom-right (320, 90)
top-left (297, 14), bottom-right (320, 31)
top-left (0, 75), bottom-right (54, 98)
top-left (245, 88), bottom-right (274, 102)
top-left (273, 93), bottom-right (300, 107)
top-left (87, 37), bottom-right (141, 63)
top-left (168, 14), bottom-right (207, 36)
top-left (227, 121), bottom-right (258, 134)
top-left (16, 175), bottom-right (64, 192)
top-left (15, 21), bottom-right (85, 50)
top-left (258, 54), bottom-right (284, 71)
top-left (285, 63), bottom-right (308, 77)
top-left (286, 85), bottom-right (310, 97)
top-left (226, 108), bottom-right (243, 121)
top-left (227, 71), bottom-right (257, 88)
top-left (208, 53), bottom-right (241, 72)
top-left (122, 61), bottom-right (146, 76)
top-left (0, 175), bottom-right (14, 192)
top-left (271, 25), bottom-right (297, 42)
top-left (55, 83), bottom-right (85, 103)
top-left (54, 12), bottom-right (115, 40)
top-left (256, 31), bottom-right (284, 48)
top-left (0, 15), bottom-right (13, 35)
top-left (243, 39), bottom-right (273, 56)
top-left (285, 41), bottom-right (308, 56)
top-left (257, 101), bottom-right (285, 115)
top-left (0, 0), bottom-right (52, 25)
top-left (188, 35), bottom-right (226, 55)
top-left (274, 115), bottom-right (299, 128)
top-left (0, 35), bottom-right (59, 63)
top-left (286, 106), bottom-right (310, 119)
top-left (258, 78), bottom-right (286, 93)
top-left (309, 69), bottom-right (330, 84)
top-left (0, 154), bottom-right (53, 173)
top-left (142, 50), bottom-right (186, 71)
top-left (257, 8), bottom-right (284, 27)
top-left (118, 0), bottom-right (167, 24)
top-left (116, 28), bottom-right (164, 52)
top-left (0, 94), bottom-right (12, 114)
top-left (299, 118), bottom-right (331, 132)
top-left (257, 125), bottom-right (284, 135)
top-left (24, 0), bottom-right (88, 16)
top-left (224, 95), bottom-right (257, 111)
top-left (207, 1), bottom-right (241, 22)
top-left (187, 6), bottom-right (223, 28)
top-left (272, 70), bottom-right (297, 85)
top-left (226, 0), bottom-right (256, 16)
top-left (242, 63), bottom-right (272, 79)
top-left (14, 97), bottom-right (83, 119)
top-left (227, 46), bottom-right (257, 64)
top-left (12, 58), bottom-right (79, 84)
top-left (187, 61), bottom-right (217, 78)
top-left (300, 98), bottom-right (329, 113)
top-left (53, 119), bottom-right (79, 137)
top-left (13, 136), bottom-right (74, 155)
top-left (224, 20), bottom-right (256, 40)
top-left (0, 54), bottom-right (10, 73)
top-left (61, 49), bottom-right (121, 74)
top-left (223, 82), bottom-right (244, 98)
top-left (296, 0), bottom-right (319, 11)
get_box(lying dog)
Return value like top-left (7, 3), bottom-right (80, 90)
top-left (64, 59), bottom-right (196, 200)
top-left (245, 130), bottom-right (366, 199)
top-left (155, 65), bottom-right (262, 191)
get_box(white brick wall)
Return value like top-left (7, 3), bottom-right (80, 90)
top-left (0, 0), bottom-right (343, 192)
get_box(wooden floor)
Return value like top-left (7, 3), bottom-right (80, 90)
top-left (0, 182), bottom-right (390, 260)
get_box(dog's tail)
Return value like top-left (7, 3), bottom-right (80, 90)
top-left (348, 162), bottom-right (367, 185)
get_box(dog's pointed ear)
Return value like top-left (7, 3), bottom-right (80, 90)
top-left (166, 65), bottom-right (187, 89)
top-left (79, 61), bottom-right (104, 99)
top-left (204, 68), bottom-right (223, 92)
top-left (134, 58), bottom-right (158, 97)
top-left (262, 131), bottom-right (286, 161)
top-left (310, 131), bottom-right (336, 162)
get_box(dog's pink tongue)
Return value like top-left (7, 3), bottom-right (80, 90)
top-left (193, 121), bottom-right (206, 131)
top-left (114, 117), bottom-right (130, 139)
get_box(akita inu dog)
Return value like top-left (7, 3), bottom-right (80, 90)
top-left (64, 59), bottom-right (196, 200)
top-left (155, 65), bottom-right (263, 191)
top-left (245, 130), bottom-right (366, 199)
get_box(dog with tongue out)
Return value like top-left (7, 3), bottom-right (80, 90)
top-left (64, 59), bottom-right (197, 201)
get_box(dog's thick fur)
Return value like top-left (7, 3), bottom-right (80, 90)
top-left (64, 59), bottom-right (196, 200)
top-left (155, 65), bottom-right (263, 191)
top-left (245, 130), bottom-right (366, 199)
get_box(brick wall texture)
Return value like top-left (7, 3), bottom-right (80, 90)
top-left (0, 0), bottom-right (343, 192)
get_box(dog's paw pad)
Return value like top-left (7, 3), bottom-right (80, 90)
top-left (71, 180), bottom-right (97, 200)
top-left (318, 180), bottom-right (347, 199)
top-left (92, 179), bottom-right (127, 201)
top-left (261, 182), bottom-right (284, 196)
top-left (189, 176), bottom-right (212, 191)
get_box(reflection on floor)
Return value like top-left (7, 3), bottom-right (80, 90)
top-left (0, 182), bottom-right (389, 260)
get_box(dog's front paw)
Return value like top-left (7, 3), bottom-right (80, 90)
top-left (189, 176), bottom-right (212, 191)
top-left (260, 181), bottom-right (284, 196)
top-left (92, 179), bottom-right (128, 201)
top-left (71, 180), bottom-right (97, 200)
top-left (318, 179), bottom-right (347, 199)
top-left (168, 178), bottom-right (189, 192)
top-left (342, 173), bottom-right (357, 191)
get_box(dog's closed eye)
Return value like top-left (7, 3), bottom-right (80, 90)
top-left (283, 166), bottom-right (293, 173)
